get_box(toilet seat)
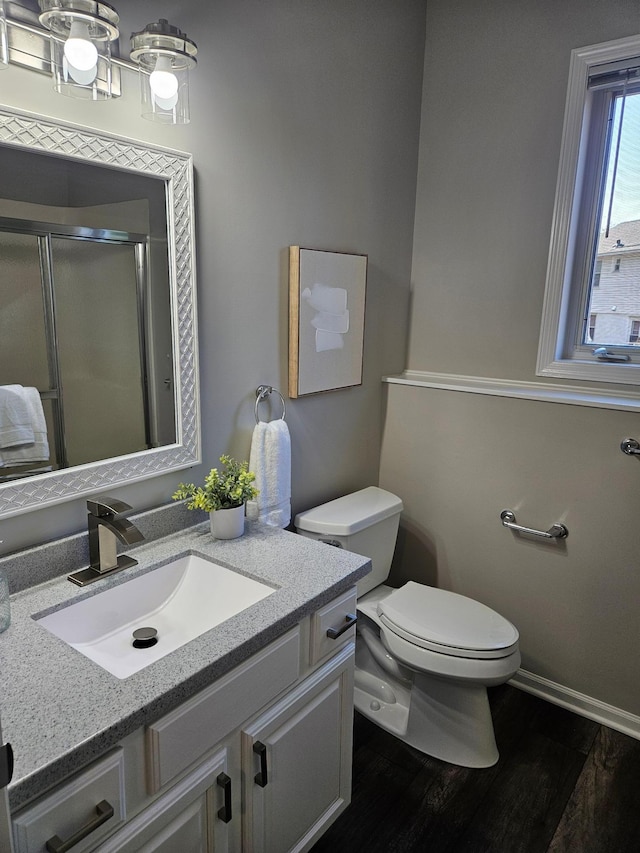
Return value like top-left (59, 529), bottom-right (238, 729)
top-left (378, 581), bottom-right (519, 660)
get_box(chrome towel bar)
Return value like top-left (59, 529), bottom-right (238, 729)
top-left (500, 510), bottom-right (568, 540)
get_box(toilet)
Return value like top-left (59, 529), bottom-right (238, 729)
top-left (295, 486), bottom-right (520, 768)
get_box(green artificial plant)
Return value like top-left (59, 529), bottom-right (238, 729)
top-left (173, 454), bottom-right (258, 512)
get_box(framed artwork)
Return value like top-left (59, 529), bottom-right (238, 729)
top-left (288, 246), bottom-right (368, 398)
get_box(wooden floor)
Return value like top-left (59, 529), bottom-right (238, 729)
top-left (311, 684), bottom-right (640, 853)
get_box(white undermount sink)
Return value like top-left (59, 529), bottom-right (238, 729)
top-left (36, 554), bottom-right (276, 679)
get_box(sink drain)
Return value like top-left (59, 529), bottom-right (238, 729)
top-left (132, 626), bottom-right (158, 649)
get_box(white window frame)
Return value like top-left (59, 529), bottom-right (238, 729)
top-left (537, 34), bottom-right (640, 386)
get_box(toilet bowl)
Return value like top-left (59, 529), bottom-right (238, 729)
top-left (295, 486), bottom-right (521, 768)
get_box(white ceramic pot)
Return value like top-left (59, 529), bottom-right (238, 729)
top-left (210, 504), bottom-right (245, 539)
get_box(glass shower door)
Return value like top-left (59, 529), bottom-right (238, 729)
top-left (51, 237), bottom-right (148, 467)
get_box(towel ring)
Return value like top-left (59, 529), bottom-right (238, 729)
top-left (255, 385), bottom-right (286, 423)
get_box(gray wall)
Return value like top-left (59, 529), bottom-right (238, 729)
top-left (0, 0), bottom-right (425, 555)
top-left (379, 0), bottom-right (640, 715)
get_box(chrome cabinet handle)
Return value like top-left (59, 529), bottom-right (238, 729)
top-left (253, 741), bottom-right (268, 787)
top-left (45, 800), bottom-right (114, 853)
top-left (217, 772), bottom-right (232, 823)
top-left (326, 613), bottom-right (358, 639)
top-left (500, 510), bottom-right (568, 540)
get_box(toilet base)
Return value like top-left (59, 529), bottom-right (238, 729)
top-left (354, 662), bottom-right (500, 768)
top-left (354, 669), bottom-right (410, 738)
top-left (405, 672), bottom-right (499, 767)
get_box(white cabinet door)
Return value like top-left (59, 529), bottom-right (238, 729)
top-left (242, 644), bottom-right (354, 853)
top-left (100, 748), bottom-right (232, 853)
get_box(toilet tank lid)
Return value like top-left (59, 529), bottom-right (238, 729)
top-left (294, 486), bottom-right (403, 536)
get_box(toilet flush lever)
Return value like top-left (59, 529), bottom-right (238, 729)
top-left (500, 510), bottom-right (568, 540)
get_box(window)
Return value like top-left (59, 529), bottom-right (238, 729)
top-left (538, 35), bottom-right (640, 386)
top-left (593, 259), bottom-right (602, 286)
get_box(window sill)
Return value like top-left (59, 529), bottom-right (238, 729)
top-left (383, 370), bottom-right (640, 412)
top-left (537, 355), bottom-right (640, 386)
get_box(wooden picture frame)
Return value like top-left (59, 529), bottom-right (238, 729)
top-left (288, 246), bottom-right (367, 398)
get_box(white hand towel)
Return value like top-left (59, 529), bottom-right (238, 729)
top-left (0, 387), bottom-right (50, 468)
top-left (0, 385), bottom-right (34, 449)
top-left (246, 419), bottom-right (291, 528)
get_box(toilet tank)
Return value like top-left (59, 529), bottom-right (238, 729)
top-left (294, 487), bottom-right (403, 596)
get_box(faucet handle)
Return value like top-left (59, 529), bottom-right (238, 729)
top-left (87, 496), bottom-right (133, 518)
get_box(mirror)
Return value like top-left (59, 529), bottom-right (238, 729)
top-left (0, 106), bottom-right (200, 518)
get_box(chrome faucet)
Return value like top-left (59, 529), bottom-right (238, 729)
top-left (68, 496), bottom-right (145, 586)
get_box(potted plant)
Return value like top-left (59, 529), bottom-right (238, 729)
top-left (172, 455), bottom-right (259, 539)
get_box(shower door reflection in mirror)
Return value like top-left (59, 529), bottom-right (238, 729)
top-left (0, 220), bottom-right (175, 481)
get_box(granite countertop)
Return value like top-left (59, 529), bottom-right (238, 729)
top-left (0, 519), bottom-right (370, 811)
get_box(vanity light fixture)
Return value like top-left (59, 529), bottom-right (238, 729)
top-left (130, 19), bottom-right (197, 125)
top-left (38, 0), bottom-right (119, 99)
top-left (0, 0), bottom-right (8, 69)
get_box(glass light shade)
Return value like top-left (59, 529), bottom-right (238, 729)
top-left (139, 59), bottom-right (190, 124)
top-left (50, 32), bottom-right (112, 98)
top-left (130, 20), bottom-right (197, 125)
top-left (38, 1), bottom-right (119, 99)
top-left (0, 0), bottom-right (8, 69)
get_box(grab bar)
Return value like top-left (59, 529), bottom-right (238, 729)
top-left (255, 385), bottom-right (286, 423)
top-left (500, 510), bottom-right (568, 540)
top-left (621, 438), bottom-right (640, 456)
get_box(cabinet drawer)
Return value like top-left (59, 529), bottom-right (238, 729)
top-left (13, 749), bottom-right (125, 853)
top-left (310, 587), bottom-right (357, 665)
top-left (147, 627), bottom-right (300, 792)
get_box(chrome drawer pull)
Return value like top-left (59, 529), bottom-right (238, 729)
top-left (45, 799), bottom-right (114, 853)
top-left (326, 613), bottom-right (358, 639)
top-left (500, 510), bottom-right (568, 540)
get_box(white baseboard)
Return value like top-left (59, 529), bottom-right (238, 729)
top-left (510, 669), bottom-right (640, 740)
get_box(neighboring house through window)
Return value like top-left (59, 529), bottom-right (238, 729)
top-left (537, 34), bottom-right (640, 386)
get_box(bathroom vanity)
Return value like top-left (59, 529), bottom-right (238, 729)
top-left (0, 518), bottom-right (369, 852)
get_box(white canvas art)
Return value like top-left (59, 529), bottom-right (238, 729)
top-left (289, 247), bottom-right (367, 397)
